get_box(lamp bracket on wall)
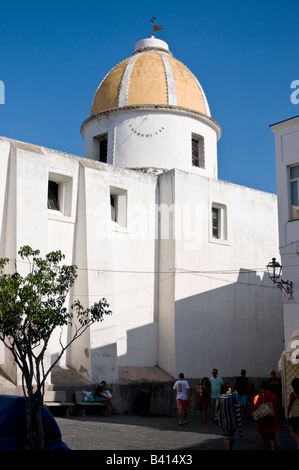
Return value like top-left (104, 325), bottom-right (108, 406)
top-left (266, 258), bottom-right (293, 296)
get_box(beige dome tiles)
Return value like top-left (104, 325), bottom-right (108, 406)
top-left (91, 38), bottom-right (210, 117)
top-left (127, 53), bottom-right (168, 106)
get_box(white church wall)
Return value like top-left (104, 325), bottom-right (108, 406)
top-left (0, 141), bottom-right (74, 378)
top-left (0, 140), bottom-right (162, 383)
top-left (67, 161), bottom-right (160, 382)
top-left (65, 162), bottom-right (92, 379)
top-left (157, 170), bottom-right (283, 378)
top-left (44, 151), bottom-right (79, 372)
top-left (156, 170), bottom-right (177, 376)
top-left (13, 146), bottom-right (48, 259)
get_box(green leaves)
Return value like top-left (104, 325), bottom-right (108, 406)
top-left (0, 247), bottom-right (73, 344)
top-left (0, 245), bottom-right (112, 374)
top-left (72, 298), bottom-right (112, 327)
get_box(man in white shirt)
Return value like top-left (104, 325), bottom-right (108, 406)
top-left (172, 373), bottom-right (191, 425)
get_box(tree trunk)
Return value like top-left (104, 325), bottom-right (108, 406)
top-left (26, 393), bottom-right (45, 450)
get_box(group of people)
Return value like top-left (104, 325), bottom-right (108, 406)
top-left (172, 368), bottom-right (299, 450)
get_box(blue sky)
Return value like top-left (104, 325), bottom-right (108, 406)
top-left (0, 0), bottom-right (298, 194)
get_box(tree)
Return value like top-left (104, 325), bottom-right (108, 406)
top-left (0, 246), bottom-right (112, 450)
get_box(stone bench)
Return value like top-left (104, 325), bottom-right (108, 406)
top-left (74, 391), bottom-right (105, 416)
top-left (44, 390), bottom-right (75, 417)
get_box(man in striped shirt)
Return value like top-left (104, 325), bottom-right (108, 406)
top-left (216, 383), bottom-right (243, 450)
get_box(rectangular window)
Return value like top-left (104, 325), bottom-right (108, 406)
top-left (212, 207), bottom-right (219, 238)
top-left (47, 173), bottom-right (73, 217)
top-left (211, 203), bottom-right (228, 242)
top-left (192, 134), bottom-right (205, 168)
top-left (99, 137), bottom-right (108, 163)
top-left (94, 133), bottom-right (108, 163)
top-left (290, 165), bottom-right (299, 219)
top-left (110, 186), bottom-right (127, 228)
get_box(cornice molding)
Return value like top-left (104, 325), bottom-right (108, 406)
top-left (81, 104), bottom-right (222, 139)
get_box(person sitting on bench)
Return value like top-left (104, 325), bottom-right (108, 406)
top-left (94, 380), bottom-right (118, 416)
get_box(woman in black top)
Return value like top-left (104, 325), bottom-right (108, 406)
top-left (233, 369), bottom-right (250, 423)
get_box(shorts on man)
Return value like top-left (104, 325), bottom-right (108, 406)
top-left (177, 399), bottom-right (188, 410)
top-left (238, 394), bottom-right (248, 407)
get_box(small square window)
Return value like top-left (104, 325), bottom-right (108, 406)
top-left (47, 173), bottom-right (73, 217)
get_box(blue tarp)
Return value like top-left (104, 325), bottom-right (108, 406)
top-left (0, 395), bottom-right (70, 450)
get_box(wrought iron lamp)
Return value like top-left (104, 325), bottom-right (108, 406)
top-left (267, 258), bottom-right (293, 295)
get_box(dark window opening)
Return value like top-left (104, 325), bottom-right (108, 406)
top-left (192, 135), bottom-right (205, 168)
top-left (99, 138), bottom-right (108, 163)
top-left (110, 194), bottom-right (117, 222)
top-left (48, 181), bottom-right (59, 210)
top-left (94, 133), bottom-right (108, 163)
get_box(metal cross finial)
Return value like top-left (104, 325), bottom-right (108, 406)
top-left (150, 15), bottom-right (163, 37)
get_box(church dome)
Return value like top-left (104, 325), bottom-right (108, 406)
top-left (91, 37), bottom-right (211, 117)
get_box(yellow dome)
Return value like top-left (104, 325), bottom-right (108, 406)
top-left (91, 38), bottom-right (211, 117)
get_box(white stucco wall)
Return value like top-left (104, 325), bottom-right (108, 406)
top-left (271, 116), bottom-right (299, 347)
top-left (158, 170), bottom-right (283, 378)
top-left (74, 161), bottom-right (159, 382)
top-left (0, 138), bottom-right (162, 383)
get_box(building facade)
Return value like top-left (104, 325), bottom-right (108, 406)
top-left (270, 116), bottom-right (299, 410)
top-left (0, 37), bottom-right (283, 385)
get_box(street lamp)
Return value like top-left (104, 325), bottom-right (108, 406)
top-left (267, 258), bottom-right (293, 295)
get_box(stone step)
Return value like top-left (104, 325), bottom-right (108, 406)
top-left (0, 365), bottom-right (90, 396)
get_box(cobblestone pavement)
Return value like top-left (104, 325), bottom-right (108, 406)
top-left (55, 412), bottom-right (297, 453)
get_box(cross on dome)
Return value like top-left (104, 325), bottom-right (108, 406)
top-left (150, 15), bottom-right (163, 37)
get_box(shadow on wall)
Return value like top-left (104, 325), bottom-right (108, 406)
top-left (88, 268), bottom-right (283, 382)
top-left (47, 268), bottom-right (283, 415)
top-left (174, 269), bottom-right (283, 378)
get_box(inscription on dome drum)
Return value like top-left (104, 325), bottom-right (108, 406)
top-left (128, 123), bottom-right (165, 137)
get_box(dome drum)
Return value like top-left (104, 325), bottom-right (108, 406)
top-left (82, 106), bottom-right (219, 178)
